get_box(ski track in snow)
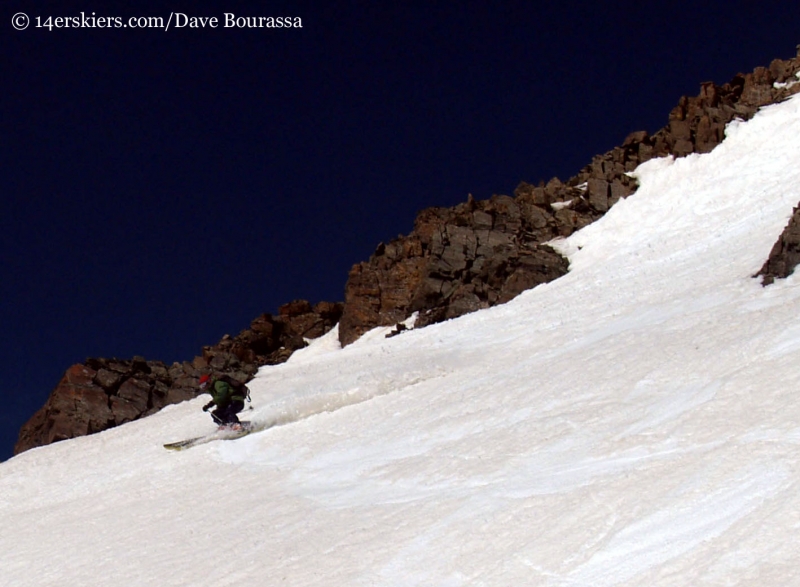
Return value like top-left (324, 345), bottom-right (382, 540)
top-left (2, 94), bottom-right (800, 586)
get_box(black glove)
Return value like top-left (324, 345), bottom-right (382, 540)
top-left (202, 401), bottom-right (215, 412)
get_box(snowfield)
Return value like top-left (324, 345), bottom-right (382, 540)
top-left (3, 94), bottom-right (800, 586)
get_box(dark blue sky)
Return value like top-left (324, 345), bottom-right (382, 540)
top-left (2, 0), bottom-right (797, 461)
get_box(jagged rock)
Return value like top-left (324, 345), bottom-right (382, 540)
top-left (130, 356), bottom-right (151, 374)
top-left (117, 378), bottom-right (151, 413)
top-left (16, 50), bottom-right (800, 455)
top-left (107, 361), bottom-right (129, 374)
top-left (148, 362), bottom-right (169, 379)
top-left (94, 368), bottom-right (121, 392)
top-left (623, 130), bottom-right (648, 146)
top-left (278, 299), bottom-right (313, 317)
top-left (14, 365), bottom-right (113, 453)
top-left (586, 178), bottom-right (610, 212)
top-left (202, 299), bottom-right (344, 369)
top-left (756, 205), bottom-right (800, 285)
top-left (150, 381), bottom-right (170, 412)
top-left (110, 396), bottom-right (141, 426)
top-left (339, 189), bottom-right (576, 344)
top-left (166, 385), bottom-right (197, 406)
top-left (338, 50), bottom-right (800, 347)
top-left (753, 53), bottom-right (800, 285)
top-left (498, 246), bottom-right (570, 303)
top-left (15, 299), bottom-right (344, 455)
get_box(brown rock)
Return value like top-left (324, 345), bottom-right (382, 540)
top-left (17, 50), bottom-right (800, 455)
top-left (279, 299), bottom-right (313, 317)
top-left (117, 378), bottom-right (151, 413)
top-left (756, 204), bottom-right (800, 285)
top-left (110, 396), bottom-right (141, 426)
top-left (637, 142), bottom-right (655, 164)
top-left (338, 52), bottom-right (800, 347)
top-left (192, 355), bottom-right (209, 370)
top-left (769, 59), bottom-right (788, 82)
top-left (669, 119), bottom-right (692, 141)
top-left (314, 301), bottom-right (343, 320)
top-left (65, 364), bottom-right (97, 386)
top-left (94, 368), bottom-right (121, 392)
top-left (698, 82), bottom-right (720, 107)
top-left (513, 181), bottom-right (538, 203)
top-left (167, 385), bottom-right (198, 405)
top-left (14, 365), bottom-right (113, 453)
top-left (673, 139), bottom-right (694, 157)
top-left (586, 178), bottom-right (610, 212)
top-left (622, 130), bottom-right (648, 146)
top-left (609, 180), bottom-right (633, 206)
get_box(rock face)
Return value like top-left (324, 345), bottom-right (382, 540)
top-left (16, 50), bottom-right (800, 455)
top-left (199, 300), bottom-right (344, 374)
top-left (338, 195), bottom-right (575, 345)
top-left (753, 54), bottom-right (800, 285)
top-left (338, 51), bottom-right (800, 346)
top-left (756, 204), bottom-right (800, 285)
top-left (14, 300), bottom-right (342, 455)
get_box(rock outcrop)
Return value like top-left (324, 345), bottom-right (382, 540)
top-left (756, 204), bottom-right (800, 285)
top-left (338, 50), bottom-right (800, 346)
top-left (14, 300), bottom-right (342, 455)
top-left (16, 49), bottom-right (800, 455)
top-left (199, 300), bottom-right (344, 373)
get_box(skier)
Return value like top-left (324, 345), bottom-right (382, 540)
top-left (199, 373), bottom-right (247, 428)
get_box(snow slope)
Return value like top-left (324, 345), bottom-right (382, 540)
top-left (3, 94), bottom-right (800, 586)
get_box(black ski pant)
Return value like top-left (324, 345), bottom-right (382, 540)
top-left (211, 400), bottom-right (245, 426)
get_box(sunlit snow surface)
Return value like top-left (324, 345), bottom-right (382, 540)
top-left (3, 95), bottom-right (800, 586)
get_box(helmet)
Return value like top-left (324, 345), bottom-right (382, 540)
top-left (198, 374), bottom-right (211, 389)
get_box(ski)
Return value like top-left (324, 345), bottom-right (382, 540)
top-left (164, 421), bottom-right (259, 451)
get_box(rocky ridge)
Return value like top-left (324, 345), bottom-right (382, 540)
top-left (337, 50), bottom-right (800, 345)
top-left (15, 49), bottom-right (800, 455)
top-left (757, 203), bottom-right (800, 285)
top-left (14, 301), bottom-right (342, 455)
